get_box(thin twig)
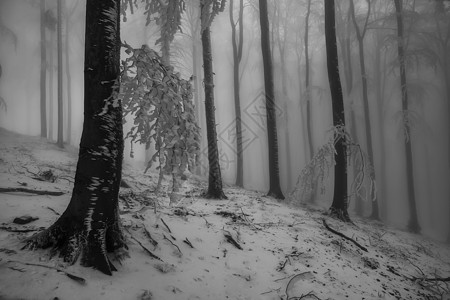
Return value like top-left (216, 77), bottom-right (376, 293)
top-left (46, 206), bottom-right (60, 215)
top-left (7, 260), bottom-right (86, 285)
top-left (0, 187), bottom-right (65, 196)
top-left (129, 235), bottom-right (162, 261)
top-left (0, 226), bottom-right (42, 233)
top-left (160, 218), bottom-right (172, 233)
top-left (183, 237), bottom-right (194, 248)
top-left (163, 234), bottom-right (182, 255)
top-left (322, 219), bottom-right (368, 252)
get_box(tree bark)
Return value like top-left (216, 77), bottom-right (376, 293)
top-left (200, 6), bottom-right (226, 199)
top-left (25, 0), bottom-right (126, 275)
top-left (229, 0), bottom-right (244, 187)
top-left (57, 0), bottom-right (64, 148)
top-left (64, 0), bottom-right (72, 145)
top-left (325, 0), bottom-right (350, 222)
top-left (394, 0), bottom-right (420, 233)
top-left (258, 0), bottom-right (284, 200)
top-left (40, 0), bottom-right (47, 138)
top-left (304, 0), bottom-right (313, 161)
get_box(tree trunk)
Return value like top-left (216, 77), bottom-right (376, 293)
top-left (394, 0), bottom-right (420, 233)
top-left (40, 0), bottom-right (47, 138)
top-left (57, 0), bottom-right (64, 148)
top-left (349, 0), bottom-right (378, 220)
top-left (258, 0), bottom-right (284, 200)
top-left (304, 0), bottom-right (313, 161)
top-left (325, 0), bottom-right (350, 222)
top-left (48, 29), bottom-right (54, 140)
top-left (64, 0), bottom-right (72, 145)
top-left (200, 8), bottom-right (226, 199)
top-left (25, 0), bottom-right (126, 275)
top-left (229, 0), bottom-right (244, 187)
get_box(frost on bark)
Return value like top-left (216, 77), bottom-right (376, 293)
top-left (24, 0), bottom-right (127, 275)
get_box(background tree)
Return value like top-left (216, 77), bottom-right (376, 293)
top-left (325, 0), bottom-right (350, 221)
top-left (57, 0), bottom-right (63, 148)
top-left (393, 0), bottom-right (420, 233)
top-left (40, 0), bottom-right (47, 138)
top-left (258, 0), bottom-right (284, 200)
top-left (349, 0), bottom-right (379, 219)
top-left (229, 0), bottom-right (244, 187)
top-left (25, 0), bottom-right (126, 275)
top-left (200, 0), bottom-right (227, 199)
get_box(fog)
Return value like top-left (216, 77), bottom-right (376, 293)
top-left (0, 0), bottom-right (449, 240)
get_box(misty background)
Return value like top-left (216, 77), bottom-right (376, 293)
top-left (0, 0), bottom-right (448, 240)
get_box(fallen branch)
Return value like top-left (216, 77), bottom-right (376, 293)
top-left (143, 226), bottom-right (158, 247)
top-left (129, 235), bottom-right (162, 261)
top-left (223, 231), bottom-right (243, 250)
top-left (183, 237), bottom-right (194, 249)
top-left (7, 260), bottom-right (86, 284)
top-left (0, 187), bottom-right (64, 196)
top-left (322, 219), bottom-right (368, 252)
top-left (160, 218), bottom-right (172, 233)
top-left (46, 206), bottom-right (60, 215)
top-left (163, 234), bottom-right (182, 256)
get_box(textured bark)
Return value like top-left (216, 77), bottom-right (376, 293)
top-left (258, 0), bottom-right (284, 200)
top-left (57, 0), bottom-right (64, 148)
top-left (25, 0), bottom-right (126, 275)
top-left (229, 0), bottom-right (244, 188)
top-left (200, 9), bottom-right (226, 199)
top-left (325, 0), bottom-right (350, 222)
top-left (40, 0), bottom-right (47, 138)
top-left (394, 0), bottom-right (420, 233)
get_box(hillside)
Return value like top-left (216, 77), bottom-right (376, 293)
top-left (0, 128), bottom-right (449, 300)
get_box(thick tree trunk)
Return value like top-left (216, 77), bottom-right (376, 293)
top-left (40, 0), bottom-right (47, 138)
top-left (394, 0), bottom-right (420, 233)
top-left (229, 0), bottom-right (244, 187)
top-left (49, 30), bottom-right (54, 140)
top-left (325, 0), bottom-right (350, 222)
top-left (258, 0), bottom-right (284, 200)
top-left (25, 0), bottom-right (126, 275)
top-left (57, 0), bottom-right (64, 148)
top-left (200, 12), bottom-right (226, 199)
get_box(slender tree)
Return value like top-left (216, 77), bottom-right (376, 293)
top-left (349, 0), bottom-right (379, 219)
top-left (325, 0), bottom-right (350, 221)
top-left (258, 0), bottom-right (284, 200)
top-left (200, 0), bottom-right (227, 199)
top-left (229, 0), bottom-right (244, 187)
top-left (393, 0), bottom-right (420, 233)
top-left (57, 0), bottom-right (63, 148)
top-left (40, 0), bottom-right (47, 138)
top-left (304, 0), bottom-right (313, 161)
top-left (25, 0), bottom-right (126, 275)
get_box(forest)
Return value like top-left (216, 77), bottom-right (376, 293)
top-left (0, 0), bottom-right (449, 299)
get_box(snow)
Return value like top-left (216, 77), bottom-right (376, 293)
top-left (0, 127), bottom-right (449, 300)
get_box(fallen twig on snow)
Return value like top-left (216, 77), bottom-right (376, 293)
top-left (223, 230), bottom-right (243, 250)
top-left (0, 187), bottom-right (64, 196)
top-left (143, 226), bottom-right (158, 247)
top-left (7, 260), bottom-right (86, 285)
top-left (163, 234), bottom-right (182, 256)
top-left (322, 218), bottom-right (368, 252)
top-left (183, 237), bottom-right (194, 248)
top-left (46, 206), bottom-right (60, 215)
top-left (0, 226), bottom-right (42, 233)
top-left (129, 235), bottom-right (163, 261)
top-left (160, 218), bottom-right (172, 233)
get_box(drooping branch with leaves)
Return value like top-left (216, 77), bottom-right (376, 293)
top-left (113, 42), bottom-right (200, 194)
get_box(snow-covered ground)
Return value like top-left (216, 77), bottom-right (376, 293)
top-left (0, 128), bottom-right (449, 300)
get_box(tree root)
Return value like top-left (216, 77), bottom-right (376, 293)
top-left (322, 218), bottom-right (368, 252)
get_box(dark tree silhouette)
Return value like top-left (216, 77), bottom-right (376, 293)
top-left (25, 0), bottom-right (127, 275)
top-left (40, 0), bottom-right (47, 138)
top-left (258, 0), bottom-right (284, 200)
top-left (393, 0), bottom-right (420, 233)
top-left (304, 0), bottom-right (313, 161)
top-left (229, 0), bottom-right (244, 187)
top-left (324, 0), bottom-right (350, 221)
top-left (200, 0), bottom-right (227, 199)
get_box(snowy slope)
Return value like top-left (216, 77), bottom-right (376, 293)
top-left (0, 128), bottom-right (449, 300)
